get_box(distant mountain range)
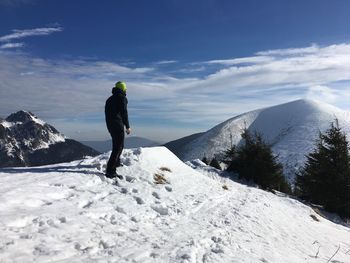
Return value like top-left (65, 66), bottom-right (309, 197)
top-left (164, 99), bottom-right (350, 182)
top-left (81, 137), bottom-right (160, 153)
top-left (0, 111), bottom-right (100, 167)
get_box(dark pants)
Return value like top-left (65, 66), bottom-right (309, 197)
top-left (106, 130), bottom-right (125, 174)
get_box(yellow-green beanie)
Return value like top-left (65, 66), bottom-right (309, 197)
top-left (115, 81), bottom-right (127, 93)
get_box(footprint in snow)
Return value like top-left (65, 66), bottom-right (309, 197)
top-left (134, 196), bottom-right (145, 205)
top-left (125, 175), bottom-right (136, 182)
top-left (110, 215), bottom-right (118, 225)
top-left (211, 243), bottom-right (225, 254)
top-left (93, 162), bottom-right (105, 171)
top-left (79, 200), bottom-right (94, 209)
top-left (74, 243), bottom-right (92, 253)
top-left (58, 217), bottom-right (67, 223)
top-left (33, 244), bottom-right (51, 256)
top-left (50, 183), bottom-right (64, 187)
top-left (96, 163), bottom-right (102, 171)
top-left (46, 219), bottom-right (58, 227)
top-left (122, 158), bottom-right (131, 166)
top-left (130, 216), bottom-right (139, 222)
top-left (165, 185), bottom-right (172, 192)
top-left (152, 192), bottom-right (161, 199)
top-left (20, 234), bottom-right (32, 240)
top-left (115, 206), bottom-right (126, 214)
top-left (120, 187), bottom-right (128, 194)
top-left (66, 193), bottom-right (76, 201)
top-left (151, 204), bottom-right (169, 215)
top-left (122, 155), bottom-right (139, 166)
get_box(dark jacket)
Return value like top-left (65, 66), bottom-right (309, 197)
top-left (105, 88), bottom-right (130, 133)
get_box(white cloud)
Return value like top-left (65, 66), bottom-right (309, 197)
top-left (183, 43), bottom-right (350, 96)
top-left (0, 52), bottom-right (159, 120)
top-left (0, 26), bottom-right (63, 42)
top-left (154, 60), bottom-right (177, 65)
top-left (0, 42), bottom-right (24, 49)
top-left (256, 43), bottom-right (319, 56)
top-left (203, 56), bottom-right (273, 65)
top-left (175, 66), bottom-right (206, 73)
top-left (2, 43), bottom-right (350, 141)
top-left (305, 85), bottom-right (337, 103)
top-left (20, 71), bottom-right (34, 76)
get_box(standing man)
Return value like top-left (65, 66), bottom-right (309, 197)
top-left (105, 81), bottom-right (131, 179)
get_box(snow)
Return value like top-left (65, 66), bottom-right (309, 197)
top-left (25, 115), bottom-right (66, 149)
top-left (30, 115), bottom-right (46, 126)
top-left (0, 120), bottom-right (15, 128)
top-left (34, 132), bottom-right (66, 150)
top-left (0, 146), bottom-right (350, 262)
top-left (177, 99), bottom-right (350, 182)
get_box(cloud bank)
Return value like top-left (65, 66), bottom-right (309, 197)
top-left (1, 43), bottom-right (350, 140)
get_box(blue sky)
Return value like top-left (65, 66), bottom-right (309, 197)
top-left (1, 0), bottom-right (350, 142)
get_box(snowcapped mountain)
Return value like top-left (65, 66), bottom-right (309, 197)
top-left (0, 147), bottom-right (349, 262)
top-left (0, 110), bottom-right (99, 167)
top-left (165, 99), bottom-right (350, 182)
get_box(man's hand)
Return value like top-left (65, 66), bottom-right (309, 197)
top-left (126, 128), bottom-right (131, 135)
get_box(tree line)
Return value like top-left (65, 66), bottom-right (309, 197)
top-left (204, 121), bottom-right (350, 219)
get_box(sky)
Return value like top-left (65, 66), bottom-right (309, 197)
top-left (1, 0), bottom-right (350, 142)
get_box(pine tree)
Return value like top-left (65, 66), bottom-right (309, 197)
top-left (209, 158), bottom-right (221, 170)
top-left (222, 145), bottom-right (236, 165)
top-left (225, 129), bottom-right (290, 192)
top-left (295, 121), bottom-right (350, 218)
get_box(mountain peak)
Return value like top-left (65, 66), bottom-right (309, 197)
top-left (5, 110), bottom-right (36, 123)
top-left (291, 98), bottom-right (318, 103)
top-left (278, 98), bottom-right (339, 111)
top-left (0, 110), bottom-right (99, 167)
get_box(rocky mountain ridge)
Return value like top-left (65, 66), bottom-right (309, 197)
top-left (0, 111), bottom-right (99, 167)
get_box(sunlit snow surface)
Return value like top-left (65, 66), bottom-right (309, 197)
top-left (1, 147), bottom-right (350, 262)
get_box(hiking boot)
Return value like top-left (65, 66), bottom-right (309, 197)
top-left (116, 174), bottom-right (123, 180)
top-left (105, 172), bottom-right (118, 179)
top-left (105, 172), bottom-right (123, 180)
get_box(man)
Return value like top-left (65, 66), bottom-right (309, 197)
top-left (105, 81), bottom-right (131, 179)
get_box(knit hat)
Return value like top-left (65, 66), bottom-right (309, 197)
top-left (115, 81), bottom-right (127, 93)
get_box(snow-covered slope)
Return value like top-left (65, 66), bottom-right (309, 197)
top-left (0, 110), bottom-right (99, 167)
top-left (166, 99), bottom-right (350, 182)
top-left (1, 147), bottom-right (349, 262)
